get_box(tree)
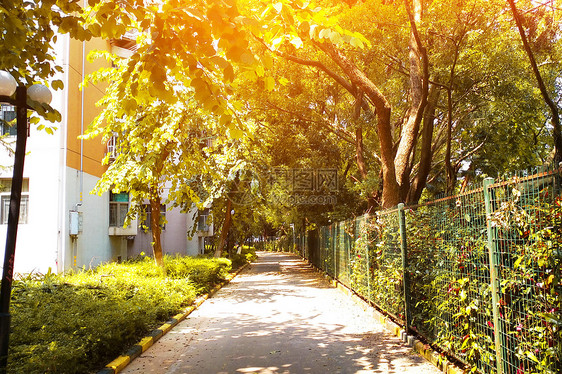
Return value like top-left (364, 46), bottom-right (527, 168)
top-left (507, 0), bottom-right (562, 162)
top-left (83, 50), bottom-right (222, 264)
top-left (81, 0), bottom-right (374, 258)
top-left (0, 0), bottom-right (91, 128)
top-left (83, 0), bottom-right (562, 241)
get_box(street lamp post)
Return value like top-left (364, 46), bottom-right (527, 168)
top-left (0, 70), bottom-right (51, 373)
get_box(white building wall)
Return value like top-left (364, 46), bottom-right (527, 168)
top-left (0, 127), bottom-right (62, 274)
top-left (127, 186), bottom-right (202, 259)
top-left (0, 32), bottom-right (67, 274)
top-left (186, 235), bottom-right (200, 257)
top-left (0, 31), bottom-right (212, 275)
top-left (186, 207), bottom-right (213, 257)
top-left (62, 168), bottom-right (124, 271)
top-left (128, 206), bottom-right (188, 258)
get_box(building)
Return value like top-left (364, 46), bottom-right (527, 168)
top-left (0, 33), bottom-right (212, 275)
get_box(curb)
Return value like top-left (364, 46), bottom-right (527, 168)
top-left (307, 260), bottom-right (467, 374)
top-left (97, 262), bottom-right (251, 374)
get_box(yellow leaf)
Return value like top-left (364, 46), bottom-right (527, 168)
top-left (271, 36), bottom-right (284, 49)
top-left (329, 31), bottom-right (343, 45)
top-left (298, 21), bottom-right (310, 36)
top-left (220, 114), bottom-right (233, 126)
top-left (265, 76), bottom-right (275, 91)
top-left (240, 52), bottom-right (255, 65)
top-left (289, 35), bottom-right (303, 49)
top-left (350, 36), bottom-right (364, 49)
top-left (261, 54), bottom-right (274, 69)
top-left (318, 28), bottom-right (331, 39)
top-left (224, 64), bottom-right (235, 82)
top-left (272, 2), bottom-right (282, 13)
top-left (255, 65), bottom-right (265, 77)
top-left (229, 128), bottom-right (244, 139)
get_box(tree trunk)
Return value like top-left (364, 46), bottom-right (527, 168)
top-left (149, 190), bottom-right (163, 267)
top-left (214, 198), bottom-right (232, 257)
top-left (508, 0), bottom-right (562, 163)
top-left (148, 149), bottom-right (169, 267)
top-left (354, 89), bottom-right (369, 183)
top-left (444, 86), bottom-right (456, 194)
top-left (395, 0), bottom-right (428, 201)
top-left (443, 33), bottom-right (462, 195)
top-left (319, 42), bottom-right (399, 208)
top-left (459, 161), bottom-right (473, 194)
top-left (356, 127), bottom-right (368, 180)
top-left (407, 85), bottom-right (439, 203)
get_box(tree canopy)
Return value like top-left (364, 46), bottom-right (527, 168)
top-left (74, 0), bottom-right (562, 258)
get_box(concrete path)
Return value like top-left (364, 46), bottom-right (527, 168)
top-left (122, 252), bottom-right (440, 374)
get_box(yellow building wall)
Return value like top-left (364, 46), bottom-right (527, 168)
top-left (66, 37), bottom-right (110, 178)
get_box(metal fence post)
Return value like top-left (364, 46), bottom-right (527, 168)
top-left (398, 203), bottom-right (412, 333)
top-left (347, 219), bottom-right (352, 285)
top-left (333, 224), bottom-right (336, 278)
top-left (483, 177), bottom-right (505, 374)
top-left (365, 214), bottom-right (371, 303)
top-left (336, 222), bottom-right (341, 280)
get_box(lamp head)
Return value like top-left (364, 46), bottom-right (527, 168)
top-left (0, 71), bottom-right (17, 97)
top-left (28, 84), bottom-right (52, 105)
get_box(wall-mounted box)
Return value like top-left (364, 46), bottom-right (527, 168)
top-left (69, 210), bottom-right (82, 236)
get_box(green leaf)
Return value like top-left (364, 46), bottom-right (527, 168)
top-left (526, 351), bottom-right (540, 364)
top-left (513, 255), bottom-right (524, 269)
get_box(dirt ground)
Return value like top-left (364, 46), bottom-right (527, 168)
top-left (121, 251), bottom-right (441, 374)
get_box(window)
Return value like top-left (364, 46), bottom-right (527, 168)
top-left (141, 204), bottom-right (166, 231)
top-left (106, 134), bottom-right (118, 161)
top-left (0, 105), bottom-right (17, 136)
top-left (109, 192), bottom-right (129, 227)
top-left (200, 136), bottom-right (215, 149)
top-left (0, 179), bottom-right (29, 224)
top-left (198, 208), bottom-right (210, 231)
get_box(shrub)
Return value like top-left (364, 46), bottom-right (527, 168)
top-left (164, 255), bottom-right (231, 294)
top-left (8, 255), bottom-right (231, 373)
top-left (229, 246), bottom-right (258, 269)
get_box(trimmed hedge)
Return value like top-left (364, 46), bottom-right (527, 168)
top-left (8, 255), bottom-right (233, 373)
top-left (229, 246), bottom-right (259, 269)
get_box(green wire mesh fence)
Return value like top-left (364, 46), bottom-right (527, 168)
top-left (290, 165), bottom-right (561, 374)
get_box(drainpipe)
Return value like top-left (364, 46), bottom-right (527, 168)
top-left (58, 34), bottom-right (70, 273)
top-left (79, 16), bottom-right (85, 206)
top-left (74, 6), bottom-right (86, 269)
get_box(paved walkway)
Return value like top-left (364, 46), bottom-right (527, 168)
top-left (122, 252), bottom-right (440, 374)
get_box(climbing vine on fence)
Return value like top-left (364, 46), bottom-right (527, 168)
top-left (298, 168), bottom-right (562, 374)
top-left (490, 183), bottom-right (562, 374)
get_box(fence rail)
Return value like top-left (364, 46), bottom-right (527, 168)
top-left (282, 166), bottom-right (561, 374)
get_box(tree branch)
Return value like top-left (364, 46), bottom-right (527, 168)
top-left (454, 139), bottom-right (486, 167)
top-left (253, 35), bottom-right (356, 95)
top-left (262, 101), bottom-right (356, 144)
top-left (508, 0), bottom-right (562, 162)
